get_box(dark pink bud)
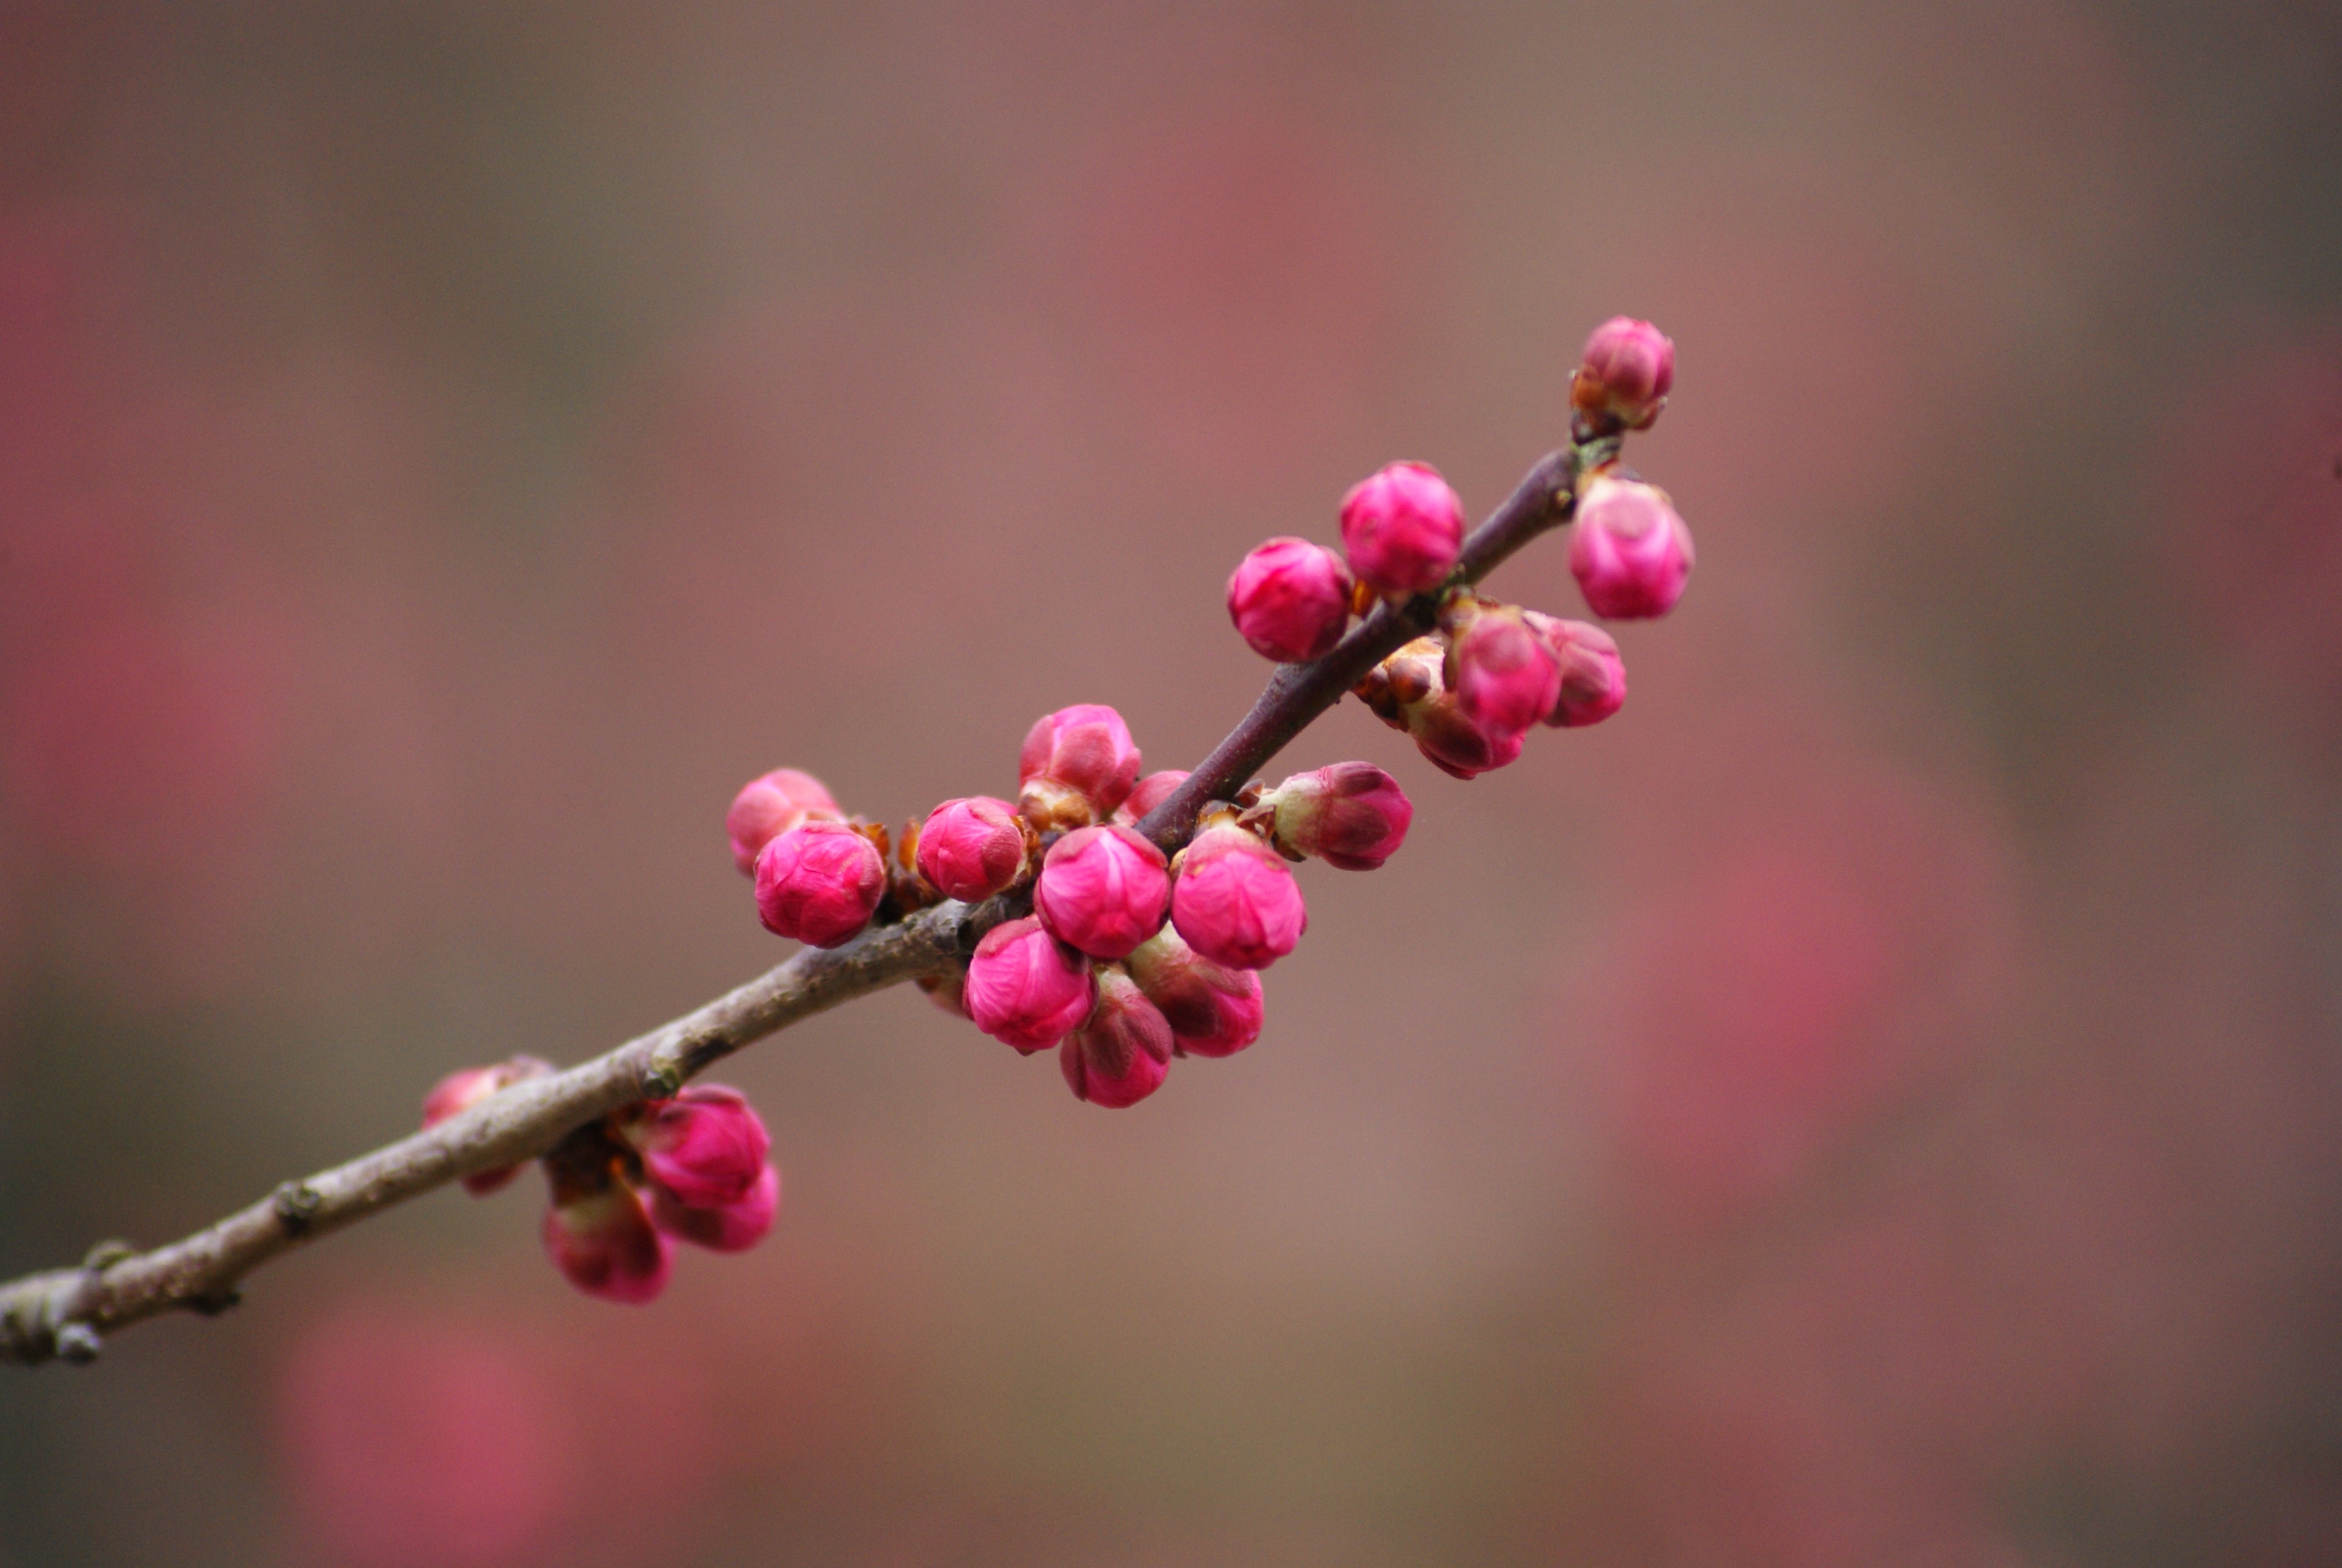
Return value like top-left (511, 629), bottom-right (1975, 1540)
top-left (1017, 704), bottom-right (1143, 830)
top-left (1262, 762), bottom-right (1413, 871)
top-left (1524, 612), bottom-right (1626, 727)
top-left (542, 1182), bottom-right (672, 1304)
top-left (621, 1083), bottom-right (770, 1209)
top-left (754, 821), bottom-right (886, 948)
top-left (1126, 928), bottom-right (1264, 1058)
top-left (421, 1056), bottom-right (552, 1197)
top-left (725, 767), bottom-right (843, 875)
top-left (1116, 769), bottom-right (1191, 827)
top-left (1572, 316), bottom-right (1676, 432)
top-left (965, 915), bottom-right (1098, 1053)
top-left (1450, 604), bottom-right (1563, 740)
top-left (915, 796), bottom-right (1029, 903)
top-left (1059, 968), bottom-right (1174, 1108)
top-left (650, 1164), bottom-right (779, 1253)
top-left (1226, 536), bottom-right (1354, 663)
top-left (1339, 461), bottom-right (1465, 597)
top-left (1360, 637), bottom-right (1525, 780)
top-left (1570, 475), bottom-right (1695, 620)
top-left (1033, 824), bottom-right (1171, 960)
top-left (1171, 821), bottom-right (1307, 971)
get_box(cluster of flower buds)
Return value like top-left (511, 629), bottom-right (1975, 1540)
top-left (422, 1062), bottom-right (779, 1304)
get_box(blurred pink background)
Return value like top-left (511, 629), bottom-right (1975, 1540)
top-left (3, 4), bottom-right (2339, 1565)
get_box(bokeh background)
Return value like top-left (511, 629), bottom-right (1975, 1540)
top-left (2, 3), bottom-right (2338, 1564)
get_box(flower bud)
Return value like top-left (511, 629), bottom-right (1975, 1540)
top-left (1523, 612), bottom-right (1626, 727)
top-left (725, 768), bottom-right (843, 875)
top-left (1033, 824), bottom-right (1171, 960)
top-left (1171, 821), bottom-right (1307, 971)
top-left (1060, 968), bottom-right (1174, 1108)
top-left (1571, 316), bottom-right (1675, 432)
top-left (421, 1055), bottom-right (553, 1196)
top-left (915, 796), bottom-right (1029, 903)
top-left (1116, 769), bottom-right (1191, 828)
top-left (650, 1164), bottom-right (779, 1253)
top-left (754, 821), bottom-right (886, 948)
top-left (621, 1083), bottom-right (770, 1209)
top-left (542, 1180), bottom-right (672, 1304)
top-left (1126, 928), bottom-right (1264, 1057)
top-left (1447, 602), bottom-right (1563, 740)
top-left (965, 915), bottom-right (1098, 1053)
top-left (1358, 637), bottom-right (1525, 780)
top-left (1018, 704), bottom-right (1143, 830)
top-left (1339, 461), bottom-right (1465, 597)
top-left (1261, 762), bottom-right (1413, 870)
top-left (1570, 474), bottom-right (1694, 620)
top-left (1226, 536), bottom-right (1354, 663)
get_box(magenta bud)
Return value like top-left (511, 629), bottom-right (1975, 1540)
top-left (1126, 927), bottom-right (1264, 1057)
top-left (1360, 637), bottom-right (1525, 780)
top-left (1572, 316), bottom-right (1676, 432)
top-left (1033, 824), bottom-right (1172, 960)
top-left (725, 767), bottom-right (843, 875)
top-left (1262, 762), bottom-right (1413, 871)
top-left (915, 796), bottom-right (1029, 903)
top-left (754, 821), bottom-right (886, 948)
top-left (1524, 612), bottom-right (1626, 727)
top-left (542, 1182), bottom-right (673, 1304)
top-left (1570, 475), bottom-right (1695, 620)
top-left (1017, 704), bottom-right (1143, 831)
top-left (1059, 968), bottom-right (1175, 1108)
top-left (421, 1056), bottom-right (553, 1197)
top-left (1450, 603), bottom-right (1564, 740)
top-left (1226, 536), bottom-right (1354, 663)
top-left (965, 915), bottom-right (1098, 1053)
top-left (1339, 461), bottom-right (1465, 598)
top-left (650, 1164), bottom-right (779, 1253)
top-left (621, 1083), bottom-right (771, 1209)
top-left (1171, 821), bottom-right (1307, 971)
top-left (1117, 769), bottom-right (1191, 827)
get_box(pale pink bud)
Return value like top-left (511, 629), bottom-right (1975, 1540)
top-left (1226, 536), bottom-right (1354, 663)
top-left (621, 1083), bottom-right (770, 1209)
top-left (965, 915), bottom-right (1098, 1053)
top-left (1570, 475), bottom-right (1695, 620)
top-left (1017, 704), bottom-right (1143, 830)
top-left (1033, 824), bottom-right (1171, 960)
top-left (1339, 461), bottom-right (1465, 597)
top-left (650, 1164), bottom-right (778, 1253)
top-left (1524, 612), bottom-right (1626, 727)
top-left (1262, 762), bottom-right (1413, 870)
top-left (1572, 316), bottom-right (1675, 432)
top-left (725, 767), bottom-right (843, 875)
top-left (1116, 769), bottom-right (1191, 827)
top-left (1172, 822), bottom-right (1307, 971)
top-left (915, 796), bottom-right (1029, 903)
top-left (1126, 928), bottom-right (1264, 1058)
top-left (1060, 968), bottom-right (1174, 1108)
top-left (420, 1056), bottom-right (552, 1197)
top-left (542, 1182), bottom-right (672, 1304)
top-left (1450, 604), bottom-right (1563, 740)
top-left (754, 821), bottom-right (886, 948)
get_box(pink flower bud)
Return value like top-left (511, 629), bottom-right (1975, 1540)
top-left (1116, 769), bottom-right (1191, 827)
top-left (1356, 637), bottom-right (1525, 780)
top-left (725, 767), bottom-right (843, 875)
top-left (1571, 316), bottom-right (1675, 432)
top-left (1524, 612), bottom-right (1626, 727)
top-left (1226, 536), bottom-right (1354, 663)
top-left (1570, 475), bottom-right (1694, 620)
top-left (1059, 968), bottom-right (1175, 1108)
top-left (964, 915), bottom-right (1098, 1053)
top-left (1262, 762), bottom-right (1413, 870)
top-left (1017, 704), bottom-right (1143, 831)
top-left (1339, 461), bottom-right (1465, 597)
top-left (754, 821), bottom-right (886, 948)
top-left (1126, 928), bottom-right (1264, 1057)
top-left (915, 796), bottom-right (1029, 903)
top-left (1449, 603), bottom-right (1563, 740)
top-left (1172, 822), bottom-right (1307, 971)
top-left (1033, 824), bottom-right (1171, 960)
top-left (650, 1164), bottom-right (778, 1253)
top-left (621, 1083), bottom-right (770, 1209)
top-left (421, 1056), bottom-right (552, 1197)
top-left (542, 1181), bottom-right (672, 1304)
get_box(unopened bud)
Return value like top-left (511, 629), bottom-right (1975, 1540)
top-left (1570, 474), bottom-right (1694, 620)
top-left (1117, 769), bottom-right (1191, 828)
top-left (1445, 600), bottom-right (1563, 740)
top-left (649, 1164), bottom-right (779, 1253)
top-left (1523, 612), bottom-right (1626, 727)
top-left (1570, 316), bottom-right (1675, 433)
top-left (1261, 762), bottom-right (1412, 870)
top-left (725, 768), bottom-right (843, 875)
top-left (1126, 928), bottom-right (1264, 1057)
top-left (915, 796), bottom-right (1029, 903)
top-left (1360, 637), bottom-right (1525, 780)
top-left (1018, 704), bottom-right (1142, 831)
top-left (1171, 820), bottom-right (1307, 971)
top-left (542, 1180), bottom-right (672, 1304)
top-left (1060, 968), bottom-right (1174, 1108)
top-left (620, 1083), bottom-right (770, 1209)
top-left (754, 821), bottom-right (886, 949)
top-left (965, 915), bottom-right (1098, 1054)
top-left (1033, 824), bottom-right (1171, 960)
top-left (421, 1056), bottom-right (553, 1197)
top-left (1227, 536), bottom-right (1354, 663)
top-left (1339, 461), bottom-right (1465, 597)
